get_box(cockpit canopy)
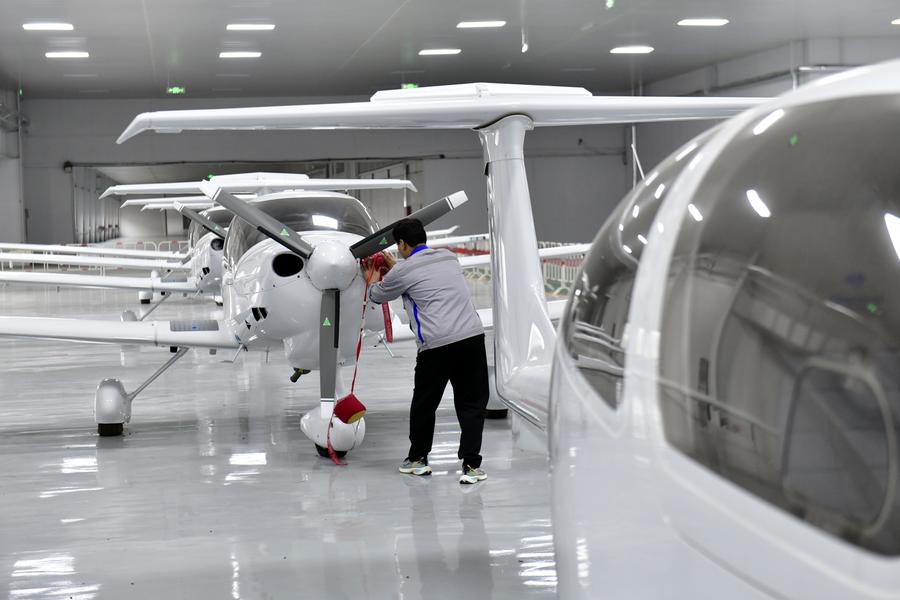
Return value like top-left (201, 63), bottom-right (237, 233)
top-left (188, 207), bottom-right (233, 247)
top-left (223, 192), bottom-right (377, 269)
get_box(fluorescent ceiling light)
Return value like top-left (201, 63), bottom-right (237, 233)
top-left (746, 189), bottom-right (771, 218)
top-left (632, 205), bottom-right (640, 219)
top-left (675, 142), bottom-right (698, 162)
top-left (752, 108), bottom-right (785, 135)
top-left (419, 48), bottom-right (461, 56)
top-left (677, 18), bottom-right (729, 27)
top-left (637, 234), bottom-right (648, 245)
top-left (457, 20), bottom-right (506, 28)
top-left (654, 184), bottom-right (667, 199)
top-left (885, 213), bottom-right (900, 260)
top-left (892, 18), bottom-right (900, 25)
top-left (622, 244), bottom-right (633, 254)
top-left (219, 51), bottom-right (261, 58)
top-left (687, 203), bottom-right (704, 222)
top-left (23, 22), bottom-right (73, 31)
top-left (610, 45), bottom-right (654, 55)
top-left (226, 23), bottom-right (275, 31)
top-left (46, 51), bottom-right (89, 59)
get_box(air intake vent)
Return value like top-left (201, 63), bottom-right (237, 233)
top-left (272, 253), bottom-right (304, 277)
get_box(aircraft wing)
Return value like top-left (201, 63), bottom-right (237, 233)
top-left (0, 316), bottom-right (238, 349)
top-left (457, 244), bottom-right (590, 268)
top-left (0, 271), bottom-right (198, 293)
top-left (0, 252), bottom-right (190, 272)
top-left (0, 242), bottom-right (186, 260)
top-left (118, 82), bottom-right (767, 142)
top-left (428, 233), bottom-right (489, 248)
top-left (387, 300), bottom-right (568, 343)
top-left (426, 226), bottom-right (459, 238)
top-left (102, 178), bottom-right (417, 198)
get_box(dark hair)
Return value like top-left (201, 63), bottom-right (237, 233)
top-left (392, 218), bottom-right (427, 247)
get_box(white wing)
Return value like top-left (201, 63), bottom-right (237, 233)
top-left (0, 316), bottom-right (238, 348)
top-left (102, 178), bottom-right (417, 198)
top-left (0, 252), bottom-right (190, 271)
top-left (0, 242), bottom-right (186, 260)
top-left (428, 233), bottom-right (490, 248)
top-left (118, 82), bottom-right (767, 142)
top-left (387, 300), bottom-right (568, 343)
top-left (0, 271), bottom-right (198, 293)
top-left (426, 226), bottom-right (459, 238)
top-left (457, 244), bottom-right (590, 268)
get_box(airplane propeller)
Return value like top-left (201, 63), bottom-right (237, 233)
top-left (173, 201), bottom-right (226, 240)
top-left (197, 181), bottom-right (469, 421)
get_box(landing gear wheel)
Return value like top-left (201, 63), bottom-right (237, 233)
top-left (485, 408), bottom-right (509, 420)
top-left (315, 444), bottom-right (347, 459)
top-left (98, 423), bottom-right (124, 437)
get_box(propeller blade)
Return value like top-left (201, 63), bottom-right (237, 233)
top-left (318, 289), bottom-right (340, 401)
top-left (350, 190), bottom-right (468, 259)
top-left (174, 202), bottom-right (226, 240)
top-left (199, 181), bottom-right (315, 259)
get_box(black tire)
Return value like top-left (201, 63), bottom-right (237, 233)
top-left (315, 444), bottom-right (347, 459)
top-left (98, 423), bottom-right (124, 437)
top-left (484, 408), bottom-right (509, 420)
top-left (140, 299), bottom-right (151, 305)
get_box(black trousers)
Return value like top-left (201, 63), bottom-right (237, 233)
top-left (407, 334), bottom-right (489, 468)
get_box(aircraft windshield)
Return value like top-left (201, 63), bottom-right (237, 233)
top-left (189, 208), bottom-right (233, 246)
top-left (562, 129), bottom-right (716, 410)
top-left (658, 96), bottom-right (900, 555)
top-left (224, 195), bottom-right (377, 268)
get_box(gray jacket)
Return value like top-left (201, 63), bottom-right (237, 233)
top-left (368, 247), bottom-right (483, 351)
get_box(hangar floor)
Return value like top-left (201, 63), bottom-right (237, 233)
top-left (0, 281), bottom-right (557, 599)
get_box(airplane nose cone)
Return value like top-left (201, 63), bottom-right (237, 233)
top-left (306, 240), bottom-right (358, 291)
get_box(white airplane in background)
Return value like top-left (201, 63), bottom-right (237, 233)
top-left (0, 173), bottom-right (418, 307)
top-left (115, 82), bottom-right (871, 597)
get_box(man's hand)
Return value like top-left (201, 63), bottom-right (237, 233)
top-left (382, 251), bottom-right (396, 270)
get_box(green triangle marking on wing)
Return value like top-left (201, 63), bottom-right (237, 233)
top-left (322, 317), bottom-right (332, 327)
top-left (379, 237), bottom-right (388, 245)
top-left (280, 228), bottom-right (291, 237)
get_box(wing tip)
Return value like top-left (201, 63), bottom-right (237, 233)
top-left (446, 191), bottom-right (468, 209)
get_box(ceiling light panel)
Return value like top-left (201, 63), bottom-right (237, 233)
top-left (418, 48), bottom-right (462, 56)
top-left (457, 21), bottom-right (506, 28)
top-left (677, 18), bottom-right (729, 27)
top-left (226, 24), bottom-right (275, 31)
top-left (23, 22), bottom-right (74, 31)
top-left (219, 51), bottom-right (262, 58)
top-left (610, 46), bottom-right (654, 54)
top-left (46, 51), bottom-right (89, 58)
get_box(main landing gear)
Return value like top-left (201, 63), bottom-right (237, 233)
top-left (94, 347), bottom-right (189, 436)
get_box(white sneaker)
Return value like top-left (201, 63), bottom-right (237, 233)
top-left (399, 458), bottom-right (432, 476)
top-left (459, 465), bottom-right (487, 484)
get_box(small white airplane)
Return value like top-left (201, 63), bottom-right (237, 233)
top-left (120, 82), bottom-right (865, 597)
top-left (0, 174), bottom-right (419, 306)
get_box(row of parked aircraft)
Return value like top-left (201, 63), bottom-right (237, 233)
top-left (3, 59), bottom-right (898, 597)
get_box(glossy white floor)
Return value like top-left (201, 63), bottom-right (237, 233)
top-left (0, 280), bottom-right (557, 599)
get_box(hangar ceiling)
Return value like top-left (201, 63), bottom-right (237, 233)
top-left (1, 0), bottom-right (899, 98)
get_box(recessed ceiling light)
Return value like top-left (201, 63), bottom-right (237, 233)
top-left (610, 45), bottom-right (654, 54)
top-left (23, 22), bottom-right (74, 31)
top-left (677, 18), bottom-right (729, 27)
top-left (418, 48), bottom-right (461, 56)
top-left (46, 51), bottom-right (89, 59)
top-left (219, 51), bottom-right (261, 58)
top-left (226, 23), bottom-right (275, 31)
top-left (892, 18), bottom-right (900, 25)
top-left (457, 20), bottom-right (506, 28)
